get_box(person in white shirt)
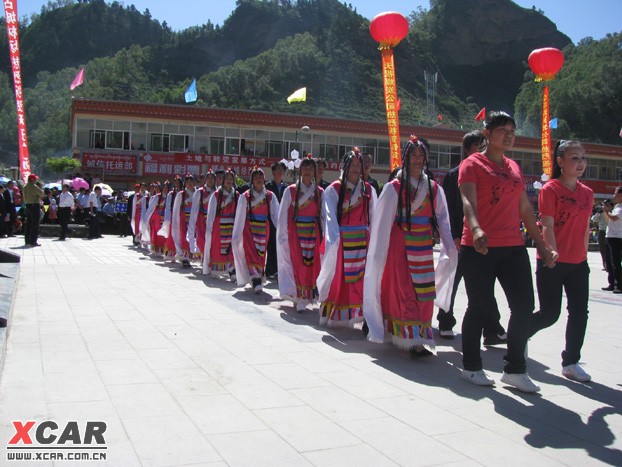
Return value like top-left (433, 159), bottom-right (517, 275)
top-left (87, 186), bottom-right (102, 239)
top-left (603, 187), bottom-right (622, 293)
top-left (57, 184), bottom-right (75, 240)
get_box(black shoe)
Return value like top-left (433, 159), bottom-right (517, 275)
top-left (410, 347), bottom-right (433, 358)
top-left (30, 243), bottom-right (41, 247)
top-left (58, 237), bottom-right (65, 241)
top-left (483, 335), bottom-right (507, 346)
top-left (602, 285), bottom-right (615, 291)
top-left (362, 321), bottom-right (369, 336)
top-left (614, 289), bottom-right (622, 294)
top-left (182, 259), bottom-right (191, 268)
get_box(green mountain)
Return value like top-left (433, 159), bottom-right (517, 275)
top-left (0, 0), bottom-right (619, 172)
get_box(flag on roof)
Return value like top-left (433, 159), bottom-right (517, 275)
top-left (185, 79), bottom-right (197, 103)
top-left (287, 87), bottom-right (306, 103)
top-left (70, 68), bottom-right (85, 90)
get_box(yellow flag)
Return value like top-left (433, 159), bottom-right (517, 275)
top-left (287, 87), bottom-right (306, 103)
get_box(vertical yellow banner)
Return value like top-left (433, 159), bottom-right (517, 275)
top-left (381, 49), bottom-right (401, 170)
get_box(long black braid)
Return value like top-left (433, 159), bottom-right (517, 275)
top-left (337, 149), bottom-right (368, 225)
top-left (397, 136), bottom-right (438, 232)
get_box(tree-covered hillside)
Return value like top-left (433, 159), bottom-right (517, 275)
top-left (0, 0), bottom-right (620, 172)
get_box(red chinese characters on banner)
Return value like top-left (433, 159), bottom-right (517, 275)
top-left (82, 153), bottom-right (138, 175)
top-left (143, 153), bottom-right (284, 179)
top-left (3, 0), bottom-right (31, 181)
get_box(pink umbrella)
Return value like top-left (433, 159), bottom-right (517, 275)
top-left (72, 177), bottom-right (89, 190)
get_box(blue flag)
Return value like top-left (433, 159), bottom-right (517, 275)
top-left (185, 79), bottom-right (197, 103)
top-left (549, 117), bottom-right (558, 129)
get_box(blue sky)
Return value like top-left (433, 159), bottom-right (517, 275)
top-left (13, 0), bottom-right (622, 45)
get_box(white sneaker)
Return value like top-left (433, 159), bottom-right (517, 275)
top-left (439, 329), bottom-right (456, 339)
top-left (562, 363), bottom-right (591, 382)
top-left (461, 370), bottom-right (495, 386)
top-left (296, 302), bottom-right (307, 313)
top-left (500, 372), bottom-right (540, 393)
top-left (254, 284), bottom-right (262, 294)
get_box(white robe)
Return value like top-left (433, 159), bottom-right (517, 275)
top-left (187, 187), bottom-right (214, 254)
top-left (316, 180), bottom-right (377, 303)
top-left (141, 193), bottom-right (160, 244)
top-left (232, 189), bottom-right (280, 286)
top-left (171, 188), bottom-right (195, 260)
top-left (202, 188), bottom-right (236, 275)
top-left (363, 175), bottom-right (458, 344)
top-left (156, 191), bottom-right (174, 238)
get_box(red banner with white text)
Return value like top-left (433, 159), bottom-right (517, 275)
top-left (3, 0), bottom-right (31, 182)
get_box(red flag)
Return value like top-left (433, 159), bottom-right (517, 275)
top-left (475, 107), bottom-right (486, 122)
top-left (437, 114), bottom-right (443, 121)
top-left (70, 68), bottom-right (85, 90)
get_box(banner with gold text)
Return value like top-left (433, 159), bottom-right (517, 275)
top-left (3, 0), bottom-right (31, 181)
top-left (381, 49), bottom-right (401, 171)
top-left (541, 84), bottom-right (552, 177)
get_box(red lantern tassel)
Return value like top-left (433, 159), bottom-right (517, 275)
top-left (541, 84), bottom-right (552, 177)
top-left (381, 48), bottom-right (401, 170)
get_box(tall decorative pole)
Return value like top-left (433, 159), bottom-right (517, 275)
top-left (370, 12), bottom-right (409, 171)
top-left (528, 47), bottom-right (564, 179)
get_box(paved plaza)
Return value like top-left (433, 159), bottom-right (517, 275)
top-left (0, 235), bottom-right (620, 466)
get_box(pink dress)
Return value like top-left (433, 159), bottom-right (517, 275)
top-left (132, 194), bottom-right (143, 236)
top-left (150, 195), bottom-right (167, 254)
top-left (381, 179), bottom-right (438, 348)
top-left (319, 181), bottom-right (373, 328)
top-left (277, 183), bottom-right (323, 305)
top-left (195, 188), bottom-right (213, 256)
top-left (174, 190), bottom-right (193, 259)
top-left (364, 174), bottom-right (458, 349)
top-left (208, 190), bottom-right (237, 272)
top-left (239, 191), bottom-right (273, 278)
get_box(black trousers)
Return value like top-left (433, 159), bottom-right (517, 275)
top-left (530, 260), bottom-right (589, 367)
top-left (25, 203), bottom-right (41, 245)
top-left (607, 237), bottom-right (622, 289)
top-left (58, 207), bottom-right (71, 239)
top-left (461, 246), bottom-right (534, 374)
top-left (88, 212), bottom-right (101, 239)
top-left (437, 252), bottom-right (506, 337)
top-left (265, 221), bottom-right (278, 276)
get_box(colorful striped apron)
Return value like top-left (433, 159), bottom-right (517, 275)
top-left (340, 224), bottom-right (368, 283)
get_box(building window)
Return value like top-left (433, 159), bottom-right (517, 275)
top-left (320, 144), bottom-right (338, 161)
top-left (266, 140), bottom-right (284, 158)
top-left (226, 138), bottom-right (240, 155)
top-left (210, 137), bottom-right (224, 154)
top-left (90, 130), bottom-right (105, 149)
top-left (170, 134), bottom-right (189, 152)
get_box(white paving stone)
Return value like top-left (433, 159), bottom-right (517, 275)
top-left (0, 235), bottom-right (619, 466)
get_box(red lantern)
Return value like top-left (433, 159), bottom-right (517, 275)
top-left (528, 47), bottom-right (564, 81)
top-left (369, 12), bottom-right (409, 48)
top-left (370, 12), bottom-right (409, 170)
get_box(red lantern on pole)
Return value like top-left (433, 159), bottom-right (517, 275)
top-left (370, 12), bottom-right (409, 171)
top-left (528, 47), bottom-right (564, 178)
